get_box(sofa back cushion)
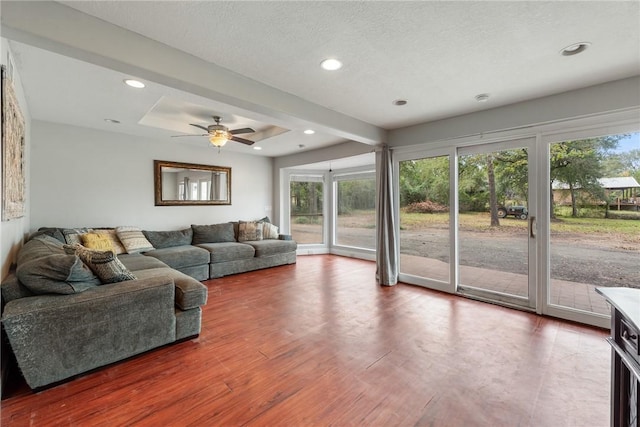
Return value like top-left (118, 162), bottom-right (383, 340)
top-left (16, 254), bottom-right (100, 295)
top-left (17, 235), bottom-right (66, 265)
top-left (143, 228), bottom-right (193, 249)
top-left (191, 223), bottom-right (236, 244)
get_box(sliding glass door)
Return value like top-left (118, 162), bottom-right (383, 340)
top-left (457, 139), bottom-right (537, 309)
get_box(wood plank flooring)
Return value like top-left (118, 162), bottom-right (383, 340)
top-left (1, 255), bottom-right (611, 426)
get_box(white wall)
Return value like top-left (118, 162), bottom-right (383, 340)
top-left (30, 121), bottom-right (273, 231)
top-left (1, 39), bottom-right (31, 279)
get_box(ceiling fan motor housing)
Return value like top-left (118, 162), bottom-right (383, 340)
top-left (208, 124), bottom-right (228, 134)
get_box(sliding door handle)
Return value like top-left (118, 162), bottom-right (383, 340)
top-left (529, 216), bottom-right (536, 238)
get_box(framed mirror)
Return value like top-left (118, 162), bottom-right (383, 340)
top-left (154, 160), bottom-right (231, 206)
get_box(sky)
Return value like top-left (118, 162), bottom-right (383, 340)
top-left (614, 132), bottom-right (640, 153)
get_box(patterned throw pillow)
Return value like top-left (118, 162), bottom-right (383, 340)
top-left (64, 244), bottom-right (137, 284)
top-left (238, 221), bottom-right (263, 242)
top-left (115, 226), bottom-right (155, 254)
top-left (81, 233), bottom-right (116, 253)
top-left (62, 227), bottom-right (90, 245)
top-left (262, 222), bottom-right (279, 240)
top-left (91, 229), bottom-right (127, 255)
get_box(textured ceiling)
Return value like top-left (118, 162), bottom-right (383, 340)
top-left (59, 1), bottom-right (640, 128)
top-left (3, 1), bottom-right (640, 160)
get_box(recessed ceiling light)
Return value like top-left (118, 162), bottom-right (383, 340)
top-left (253, 146), bottom-right (262, 150)
top-left (560, 42), bottom-right (591, 56)
top-left (320, 58), bottom-right (342, 71)
top-left (104, 118), bottom-right (120, 124)
top-left (124, 79), bottom-right (145, 88)
top-left (475, 93), bottom-right (490, 102)
top-left (393, 99), bottom-right (408, 106)
top-left (304, 129), bottom-right (315, 135)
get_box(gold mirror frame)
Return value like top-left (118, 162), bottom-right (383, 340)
top-left (154, 160), bottom-right (231, 206)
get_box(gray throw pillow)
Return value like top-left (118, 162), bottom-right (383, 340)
top-left (191, 223), bottom-right (236, 244)
top-left (16, 254), bottom-right (100, 295)
top-left (143, 228), bottom-right (193, 249)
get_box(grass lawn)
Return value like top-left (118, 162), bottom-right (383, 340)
top-left (336, 209), bottom-right (639, 245)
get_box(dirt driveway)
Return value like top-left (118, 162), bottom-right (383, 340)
top-left (292, 223), bottom-right (639, 289)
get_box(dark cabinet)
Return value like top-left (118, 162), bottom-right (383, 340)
top-left (597, 287), bottom-right (640, 427)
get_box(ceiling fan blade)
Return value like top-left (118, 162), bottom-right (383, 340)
top-left (190, 123), bottom-right (209, 131)
top-left (230, 127), bottom-right (255, 135)
top-left (231, 136), bottom-right (255, 145)
top-left (171, 134), bottom-right (208, 138)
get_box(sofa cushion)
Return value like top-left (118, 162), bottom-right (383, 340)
top-left (16, 254), bottom-right (100, 295)
top-left (143, 228), bottom-right (193, 249)
top-left (119, 253), bottom-right (169, 271)
top-left (65, 244), bottom-right (137, 284)
top-left (17, 235), bottom-right (66, 265)
top-left (116, 226), bottom-right (155, 254)
top-left (144, 245), bottom-right (209, 270)
top-left (238, 221), bottom-right (263, 242)
top-left (81, 233), bottom-right (116, 253)
top-left (196, 242), bottom-right (255, 263)
top-left (243, 239), bottom-right (298, 257)
top-left (134, 267), bottom-right (208, 310)
top-left (91, 229), bottom-right (127, 255)
top-left (191, 223), bottom-right (235, 244)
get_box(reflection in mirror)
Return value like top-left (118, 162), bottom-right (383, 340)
top-left (154, 160), bottom-right (231, 206)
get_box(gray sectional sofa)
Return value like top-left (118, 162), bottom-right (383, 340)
top-left (0, 221), bottom-right (297, 390)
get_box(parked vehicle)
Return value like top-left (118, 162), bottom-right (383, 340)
top-left (497, 205), bottom-right (528, 219)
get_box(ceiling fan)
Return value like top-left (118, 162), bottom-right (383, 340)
top-left (173, 116), bottom-right (255, 147)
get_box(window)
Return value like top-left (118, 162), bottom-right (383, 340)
top-left (335, 175), bottom-right (376, 250)
top-left (290, 175), bottom-right (324, 244)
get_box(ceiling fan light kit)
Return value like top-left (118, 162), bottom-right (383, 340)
top-left (209, 130), bottom-right (229, 147)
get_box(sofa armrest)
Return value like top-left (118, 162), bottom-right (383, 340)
top-left (1, 276), bottom-right (177, 389)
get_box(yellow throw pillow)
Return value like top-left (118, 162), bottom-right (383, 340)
top-left (91, 229), bottom-right (127, 255)
top-left (81, 233), bottom-right (116, 254)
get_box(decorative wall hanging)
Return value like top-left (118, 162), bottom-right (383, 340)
top-left (2, 65), bottom-right (26, 221)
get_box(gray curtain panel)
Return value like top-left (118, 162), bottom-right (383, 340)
top-left (375, 144), bottom-right (399, 286)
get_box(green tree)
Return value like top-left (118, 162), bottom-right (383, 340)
top-left (399, 157), bottom-right (449, 207)
top-left (551, 135), bottom-right (623, 217)
top-left (458, 154), bottom-right (489, 212)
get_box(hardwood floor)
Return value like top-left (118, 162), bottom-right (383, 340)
top-left (1, 255), bottom-right (610, 426)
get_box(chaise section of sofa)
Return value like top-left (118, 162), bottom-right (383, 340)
top-left (1, 234), bottom-right (208, 390)
top-left (2, 275), bottom-right (177, 389)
